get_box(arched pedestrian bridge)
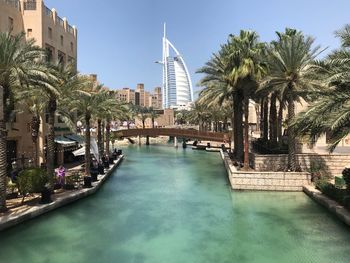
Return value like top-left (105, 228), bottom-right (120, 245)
top-left (114, 128), bottom-right (231, 143)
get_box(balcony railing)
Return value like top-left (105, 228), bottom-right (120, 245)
top-left (23, 1), bottom-right (36, 10)
top-left (3, 0), bottom-right (20, 10)
top-left (68, 25), bottom-right (74, 34)
top-left (44, 5), bottom-right (52, 18)
top-left (57, 15), bottom-right (64, 27)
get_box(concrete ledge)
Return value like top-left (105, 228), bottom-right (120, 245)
top-left (303, 185), bottom-right (350, 227)
top-left (220, 150), bottom-right (311, 191)
top-left (0, 155), bottom-right (124, 232)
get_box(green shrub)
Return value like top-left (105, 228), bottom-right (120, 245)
top-left (342, 168), bottom-right (350, 191)
top-left (17, 168), bottom-right (48, 203)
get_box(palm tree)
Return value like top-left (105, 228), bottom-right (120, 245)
top-left (148, 107), bottom-right (160, 128)
top-left (227, 31), bottom-right (267, 169)
top-left (0, 32), bottom-right (46, 211)
top-left (39, 62), bottom-right (83, 186)
top-left (261, 28), bottom-right (323, 170)
top-left (68, 81), bottom-right (107, 175)
top-left (294, 25), bottom-right (350, 151)
top-left (16, 88), bottom-right (47, 166)
top-left (197, 46), bottom-right (244, 159)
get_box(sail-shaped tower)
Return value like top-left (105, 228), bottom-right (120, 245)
top-left (160, 24), bottom-right (193, 109)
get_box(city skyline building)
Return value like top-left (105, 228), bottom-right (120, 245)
top-left (160, 24), bottom-right (193, 109)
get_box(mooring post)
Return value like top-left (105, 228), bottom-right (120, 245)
top-left (138, 135), bottom-right (141, 145)
top-left (174, 136), bottom-right (178, 148)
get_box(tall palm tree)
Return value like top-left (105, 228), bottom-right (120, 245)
top-left (261, 28), bottom-right (323, 170)
top-left (294, 25), bottom-right (350, 151)
top-left (39, 62), bottom-right (83, 186)
top-left (227, 31), bottom-right (267, 169)
top-left (0, 32), bottom-right (46, 211)
top-left (68, 81), bottom-right (106, 175)
top-left (16, 88), bottom-right (47, 166)
top-left (197, 46), bottom-right (244, 159)
top-left (148, 107), bottom-right (160, 128)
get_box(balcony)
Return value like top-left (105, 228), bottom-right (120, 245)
top-left (2, 0), bottom-right (20, 10)
top-left (44, 5), bottom-right (53, 18)
top-left (56, 15), bottom-right (64, 27)
top-left (23, 1), bottom-right (36, 10)
top-left (67, 25), bottom-right (74, 34)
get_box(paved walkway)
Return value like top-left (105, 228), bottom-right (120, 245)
top-left (0, 156), bottom-right (124, 232)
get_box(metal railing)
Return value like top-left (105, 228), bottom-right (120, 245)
top-left (116, 128), bottom-right (231, 142)
top-left (3, 0), bottom-right (20, 10)
top-left (44, 5), bottom-right (52, 18)
top-left (57, 15), bottom-right (64, 27)
top-left (68, 25), bottom-right (74, 34)
top-left (23, 1), bottom-right (36, 10)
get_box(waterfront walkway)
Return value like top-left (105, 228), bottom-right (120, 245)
top-left (0, 156), bottom-right (124, 232)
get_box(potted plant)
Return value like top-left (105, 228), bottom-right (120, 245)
top-left (6, 178), bottom-right (18, 199)
top-left (17, 168), bottom-right (51, 204)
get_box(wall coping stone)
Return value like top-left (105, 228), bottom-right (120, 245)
top-left (303, 185), bottom-right (350, 227)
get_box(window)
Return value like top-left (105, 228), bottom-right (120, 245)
top-left (27, 29), bottom-right (32, 38)
top-left (58, 50), bottom-right (66, 65)
top-left (70, 42), bottom-right (73, 52)
top-left (60, 35), bottom-right (63, 46)
top-left (45, 44), bottom-right (54, 62)
top-left (48, 27), bottom-right (52, 39)
top-left (8, 17), bottom-right (14, 32)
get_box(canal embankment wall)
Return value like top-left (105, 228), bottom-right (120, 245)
top-left (0, 156), bottom-right (124, 232)
top-left (221, 151), bottom-right (311, 191)
top-left (251, 153), bottom-right (350, 177)
top-left (303, 185), bottom-right (350, 227)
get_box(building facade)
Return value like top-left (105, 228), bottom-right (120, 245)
top-left (0, 0), bottom-right (78, 166)
top-left (115, 85), bottom-right (162, 109)
top-left (161, 24), bottom-right (193, 109)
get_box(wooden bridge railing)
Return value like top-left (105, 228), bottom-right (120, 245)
top-left (114, 128), bottom-right (231, 142)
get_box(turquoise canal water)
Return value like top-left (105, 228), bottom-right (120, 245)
top-left (0, 145), bottom-right (350, 263)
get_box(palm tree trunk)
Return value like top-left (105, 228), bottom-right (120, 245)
top-left (243, 96), bottom-right (250, 170)
top-left (263, 98), bottom-right (269, 141)
top-left (259, 99), bottom-right (264, 135)
top-left (47, 98), bottom-right (56, 187)
top-left (277, 100), bottom-right (283, 144)
top-left (269, 93), bottom-right (278, 144)
top-left (0, 118), bottom-right (7, 212)
top-left (31, 115), bottom-right (40, 167)
top-left (287, 96), bottom-right (296, 171)
top-left (233, 94), bottom-right (244, 162)
top-left (101, 122), bottom-right (105, 156)
top-left (105, 121), bottom-right (111, 156)
top-left (85, 114), bottom-right (91, 175)
top-left (97, 119), bottom-right (102, 159)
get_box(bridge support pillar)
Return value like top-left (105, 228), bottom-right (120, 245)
top-left (182, 138), bottom-right (187, 149)
top-left (174, 136), bottom-right (178, 148)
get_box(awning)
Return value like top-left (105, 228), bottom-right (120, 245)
top-left (72, 138), bottom-right (99, 160)
top-left (65, 134), bottom-right (85, 145)
top-left (54, 136), bottom-right (76, 146)
top-left (72, 146), bottom-right (91, 156)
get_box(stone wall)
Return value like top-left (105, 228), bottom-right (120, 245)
top-left (251, 153), bottom-right (350, 177)
top-left (221, 151), bottom-right (311, 191)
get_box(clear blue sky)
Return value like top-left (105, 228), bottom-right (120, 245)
top-left (45, 0), bottom-right (350, 94)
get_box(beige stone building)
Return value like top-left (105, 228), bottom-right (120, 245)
top-left (0, 0), bottom-right (78, 166)
top-left (115, 85), bottom-right (163, 109)
top-left (135, 109), bottom-right (174, 128)
top-left (115, 88), bottom-right (136, 104)
top-left (150, 87), bottom-right (162, 109)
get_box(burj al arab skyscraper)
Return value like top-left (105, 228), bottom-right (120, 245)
top-left (159, 24), bottom-right (193, 109)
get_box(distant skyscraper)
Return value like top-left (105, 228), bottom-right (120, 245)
top-left (160, 24), bottom-right (193, 109)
